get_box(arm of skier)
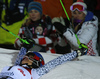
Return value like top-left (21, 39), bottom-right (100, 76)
top-left (14, 38), bottom-right (35, 66)
top-left (35, 51), bottom-right (77, 77)
top-left (14, 47), bottom-right (27, 66)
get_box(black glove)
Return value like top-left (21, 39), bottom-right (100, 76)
top-left (53, 22), bottom-right (67, 34)
top-left (53, 18), bottom-right (70, 35)
top-left (22, 38), bottom-right (35, 51)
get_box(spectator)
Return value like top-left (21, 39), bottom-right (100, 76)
top-left (0, 39), bottom-right (83, 79)
top-left (73, 0), bottom-right (97, 13)
top-left (53, 0), bottom-right (98, 56)
top-left (14, 1), bottom-right (57, 54)
top-left (3, 0), bottom-right (33, 25)
top-left (52, 17), bottom-right (71, 54)
top-left (0, 0), bottom-right (33, 49)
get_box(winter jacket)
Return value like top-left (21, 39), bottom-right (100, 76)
top-left (63, 11), bottom-right (98, 56)
top-left (0, 0), bottom-right (33, 44)
top-left (0, 47), bottom-right (77, 79)
top-left (14, 15), bottom-right (57, 54)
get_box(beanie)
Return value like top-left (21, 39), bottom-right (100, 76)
top-left (70, 0), bottom-right (87, 15)
top-left (28, 2), bottom-right (42, 15)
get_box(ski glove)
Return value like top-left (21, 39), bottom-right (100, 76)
top-left (53, 18), bottom-right (70, 35)
top-left (22, 38), bottom-right (35, 51)
top-left (53, 22), bottom-right (67, 35)
top-left (76, 47), bottom-right (88, 57)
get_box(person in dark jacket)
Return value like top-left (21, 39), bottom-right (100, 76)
top-left (14, 1), bottom-right (58, 54)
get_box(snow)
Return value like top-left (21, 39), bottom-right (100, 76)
top-left (0, 48), bottom-right (100, 79)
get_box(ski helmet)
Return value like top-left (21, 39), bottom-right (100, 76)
top-left (25, 51), bottom-right (45, 68)
top-left (20, 52), bottom-right (45, 68)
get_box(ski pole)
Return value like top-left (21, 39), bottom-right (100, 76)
top-left (75, 35), bottom-right (88, 49)
top-left (0, 26), bottom-right (30, 44)
top-left (0, 26), bottom-right (46, 48)
top-left (59, 0), bottom-right (88, 49)
top-left (60, 0), bottom-right (70, 21)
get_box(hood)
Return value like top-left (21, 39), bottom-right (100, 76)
top-left (84, 11), bottom-right (94, 22)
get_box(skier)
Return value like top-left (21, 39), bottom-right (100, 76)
top-left (0, 35), bottom-right (85, 79)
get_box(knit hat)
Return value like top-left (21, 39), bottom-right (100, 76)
top-left (28, 2), bottom-right (42, 15)
top-left (70, 0), bottom-right (87, 15)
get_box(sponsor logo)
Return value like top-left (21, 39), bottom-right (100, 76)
top-left (18, 68), bottom-right (26, 76)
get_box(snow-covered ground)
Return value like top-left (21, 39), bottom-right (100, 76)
top-left (0, 48), bottom-right (100, 79)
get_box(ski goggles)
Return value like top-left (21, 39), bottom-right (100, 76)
top-left (25, 52), bottom-right (44, 66)
top-left (25, 53), bottom-right (40, 62)
top-left (70, 4), bottom-right (86, 12)
top-left (24, 56), bottom-right (40, 67)
top-left (24, 56), bottom-right (36, 62)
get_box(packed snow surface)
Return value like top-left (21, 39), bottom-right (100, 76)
top-left (0, 48), bottom-right (100, 79)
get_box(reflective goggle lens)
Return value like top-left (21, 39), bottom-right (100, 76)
top-left (70, 4), bottom-right (84, 11)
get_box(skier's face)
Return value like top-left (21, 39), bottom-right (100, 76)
top-left (29, 9), bottom-right (41, 21)
top-left (71, 10), bottom-right (85, 20)
top-left (21, 55), bottom-right (34, 66)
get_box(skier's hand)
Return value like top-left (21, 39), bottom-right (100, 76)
top-left (76, 44), bottom-right (88, 57)
top-left (22, 38), bottom-right (35, 50)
